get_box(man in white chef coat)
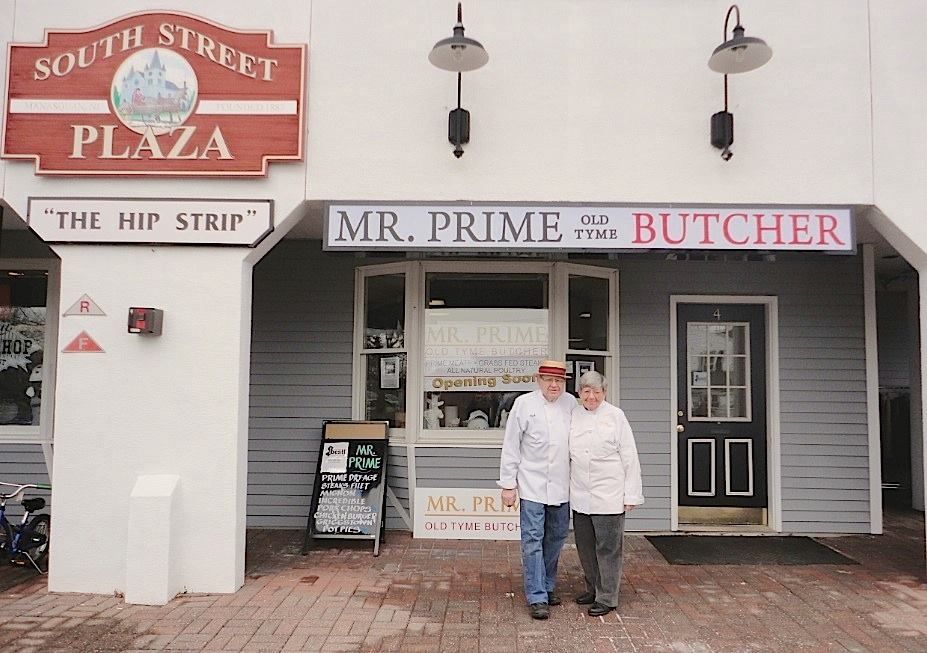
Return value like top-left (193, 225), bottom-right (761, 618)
top-left (498, 359), bottom-right (576, 620)
top-left (569, 370), bottom-right (644, 616)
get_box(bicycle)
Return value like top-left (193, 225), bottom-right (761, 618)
top-left (0, 482), bottom-right (51, 574)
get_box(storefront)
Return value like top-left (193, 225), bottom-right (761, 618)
top-left (246, 203), bottom-right (872, 537)
top-left (1, 0), bottom-right (926, 604)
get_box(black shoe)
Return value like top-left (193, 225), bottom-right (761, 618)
top-left (587, 602), bottom-right (615, 617)
top-left (574, 591), bottom-right (596, 605)
top-left (529, 602), bottom-right (550, 620)
top-left (547, 592), bottom-right (562, 606)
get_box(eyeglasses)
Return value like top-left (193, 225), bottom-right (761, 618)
top-left (539, 376), bottom-right (566, 385)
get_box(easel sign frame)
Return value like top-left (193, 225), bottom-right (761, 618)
top-left (302, 420), bottom-right (390, 556)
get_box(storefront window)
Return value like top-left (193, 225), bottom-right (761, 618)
top-left (0, 272), bottom-right (47, 426)
top-left (566, 272), bottom-right (611, 396)
top-left (362, 274), bottom-right (406, 427)
top-left (423, 274), bottom-right (548, 430)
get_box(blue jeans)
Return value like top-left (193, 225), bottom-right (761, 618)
top-left (519, 499), bottom-right (570, 604)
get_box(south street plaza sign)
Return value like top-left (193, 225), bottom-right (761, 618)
top-left (325, 204), bottom-right (854, 252)
top-left (2, 12), bottom-right (305, 175)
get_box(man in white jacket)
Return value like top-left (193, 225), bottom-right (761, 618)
top-left (498, 359), bottom-right (576, 620)
top-left (569, 370), bottom-right (644, 616)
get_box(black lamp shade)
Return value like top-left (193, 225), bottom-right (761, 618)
top-left (711, 111), bottom-right (734, 150)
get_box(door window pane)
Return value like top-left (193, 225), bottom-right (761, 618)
top-left (0, 272), bottom-right (47, 426)
top-left (687, 322), bottom-right (751, 421)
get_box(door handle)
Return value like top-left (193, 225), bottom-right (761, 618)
top-left (676, 424), bottom-right (685, 432)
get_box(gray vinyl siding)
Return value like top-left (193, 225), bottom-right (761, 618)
top-left (415, 447), bottom-right (501, 487)
top-left (876, 290), bottom-right (911, 388)
top-left (0, 444), bottom-right (50, 519)
top-left (247, 241), bottom-right (410, 529)
top-left (619, 256), bottom-right (869, 534)
top-left (249, 246), bottom-right (868, 534)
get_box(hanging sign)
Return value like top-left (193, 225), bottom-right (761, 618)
top-left (303, 421), bottom-right (389, 556)
top-left (63, 294), bottom-right (106, 316)
top-left (27, 198), bottom-right (273, 246)
top-left (325, 203), bottom-right (854, 252)
top-left (2, 12), bottom-right (305, 175)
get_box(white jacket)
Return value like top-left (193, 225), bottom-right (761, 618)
top-left (497, 389), bottom-right (575, 505)
top-left (569, 401), bottom-right (644, 515)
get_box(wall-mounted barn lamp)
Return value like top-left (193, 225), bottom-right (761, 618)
top-left (428, 3), bottom-right (489, 158)
top-left (708, 5), bottom-right (772, 161)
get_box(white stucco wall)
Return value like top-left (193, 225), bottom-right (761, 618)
top-left (1, 0), bottom-right (311, 597)
top-left (307, 0), bottom-right (873, 204)
top-left (870, 1), bottom-right (927, 514)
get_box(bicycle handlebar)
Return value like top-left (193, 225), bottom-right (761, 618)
top-left (0, 482), bottom-right (51, 500)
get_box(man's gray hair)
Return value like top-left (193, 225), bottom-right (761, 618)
top-left (578, 370), bottom-right (607, 391)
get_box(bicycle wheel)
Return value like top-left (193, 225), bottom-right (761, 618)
top-left (20, 514), bottom-right (50, 567)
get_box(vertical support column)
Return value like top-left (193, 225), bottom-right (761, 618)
top-left (863, 244), bottom-right (883, 534)
top-left (47, 246), bottom-right (253, 600)
top-left (907, 276), bottom-right (925, 511)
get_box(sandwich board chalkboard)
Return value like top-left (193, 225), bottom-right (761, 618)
top-left (302, 420), bottom-right (389, 556)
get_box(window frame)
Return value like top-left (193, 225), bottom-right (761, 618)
top-left (0, 258), bottom-right (60, 459)
top-left (353, 260), bottom-right (619, 445)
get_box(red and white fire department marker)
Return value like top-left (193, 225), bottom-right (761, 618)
top-left (62, 331), bottom-right (104, 353)
top-left (63, 294), bottom-right (106, 316)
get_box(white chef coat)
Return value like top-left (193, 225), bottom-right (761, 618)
top-left (497, 389), bottom-right (576, 505)
top-left (569, 401), bottom-right (644, 515)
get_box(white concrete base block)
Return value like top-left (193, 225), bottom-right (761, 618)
top-left (125, 475), bottom-right (181, 605)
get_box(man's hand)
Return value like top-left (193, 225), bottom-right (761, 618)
top-left (502, 488), bottom-right (518, 507)
top-left (624, 504), bottom-right (636, 513)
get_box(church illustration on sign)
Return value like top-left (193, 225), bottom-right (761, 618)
top-left (112, 48), bottom-right (197, 134)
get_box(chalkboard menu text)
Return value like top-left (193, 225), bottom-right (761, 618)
top-left (303, 421), bottom-right (389, 555)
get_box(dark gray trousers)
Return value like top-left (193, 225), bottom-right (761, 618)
top-left (573, 510), bottom-right (626, 608)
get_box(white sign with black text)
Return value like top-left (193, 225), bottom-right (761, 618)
top-left (325, 203), bottom-right (854, 252)
top-left (27, 198), bottom-right (274, 246)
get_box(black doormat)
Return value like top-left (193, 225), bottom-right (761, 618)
top-left (645, 535), bottom-right (857, 565)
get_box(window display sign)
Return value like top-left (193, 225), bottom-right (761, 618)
top-left (414, 488), bottom-right (520, 540)
top-left (303, 421), bottom-right (389, 556)
top-left (27, 198), bottom-right (273, 246)
top-left (0, 308), bottom-right (45, 426)
top-left (424, 308), bottom-right (548, 393)
top-left (2, 12), bottom-right (305, 176)
top-left (326, 203), bottom-right (854, 252)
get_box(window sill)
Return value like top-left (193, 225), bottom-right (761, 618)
top-left (415, 429), bottom-right (504, 447)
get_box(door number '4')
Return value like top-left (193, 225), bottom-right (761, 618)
top-left (713, 308), bottom-right (722, 320)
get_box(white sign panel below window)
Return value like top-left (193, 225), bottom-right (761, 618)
top-left (424, 308), bottom-right (548, 392)
top-left (414, 488), bottom-right (520, 540)
top-left (27, 198), bottom-right (273, 246)
top-left (325, 203), bottom-right (853, 252)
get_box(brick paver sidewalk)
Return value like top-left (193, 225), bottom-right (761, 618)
top-left (0, 510), bottom-right (924, 652)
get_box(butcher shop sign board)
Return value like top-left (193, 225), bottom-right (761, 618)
top-left (2, 12), bottom-right (305, 175)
